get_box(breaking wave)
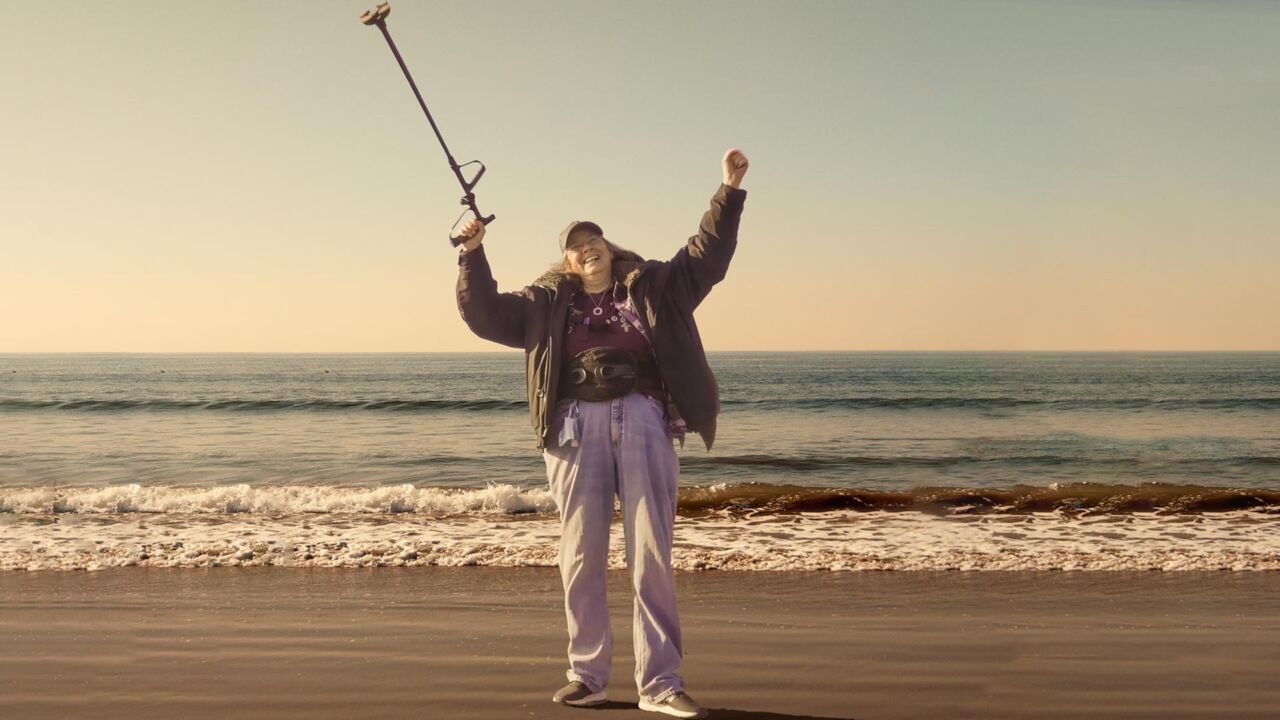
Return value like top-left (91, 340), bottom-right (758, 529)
top-left (4, 482), bottom-right (1278, 516)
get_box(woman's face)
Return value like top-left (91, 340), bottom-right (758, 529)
top-left (564, 229), bottom-right (612, 279)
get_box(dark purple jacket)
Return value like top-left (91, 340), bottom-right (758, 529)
top-left (456, 183), bottom-right (747, 450)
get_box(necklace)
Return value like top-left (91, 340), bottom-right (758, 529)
top-left (584, 286), bottom-right (612, 317)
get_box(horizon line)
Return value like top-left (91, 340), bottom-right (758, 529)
top-left (3, 349), bottom-right (1279, 355)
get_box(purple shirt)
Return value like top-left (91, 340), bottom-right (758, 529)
top-left (564, 285), bottom-right (663, 401)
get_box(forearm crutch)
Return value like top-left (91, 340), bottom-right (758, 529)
top-left (360, 2), bottom-right (495, 246)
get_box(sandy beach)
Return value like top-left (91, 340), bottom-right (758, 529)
top-left (2, 567), bottom-right (1277, 720)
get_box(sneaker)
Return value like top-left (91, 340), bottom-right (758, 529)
top-left (552, 680), bottom-right (607, 707)
top-left (639, 691), bottom-right (708, 719)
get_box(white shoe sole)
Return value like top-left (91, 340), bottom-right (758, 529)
top-left (638, 698), bottom-right (707, 719)
top-left (555, 690), bottom-right (607, 707)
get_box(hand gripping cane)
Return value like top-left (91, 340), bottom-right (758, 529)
top-left (360, 2), bottom-right (495, 246)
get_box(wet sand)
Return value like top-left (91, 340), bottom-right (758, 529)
top-left (2, 568), bottom-right (1277, 719)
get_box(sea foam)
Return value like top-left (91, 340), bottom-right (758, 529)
top-left (0, 483), bottom-right (554, 515)
top-left (4, 507), bottom-right (1277, 572)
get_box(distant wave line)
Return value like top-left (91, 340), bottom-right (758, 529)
top-left (3, 397), bottom-right (1280, 412)
top-left (680, 453), bottom-right (1280, 471)
top-left (723, 397), bottom-right (1280, 410)
top-left (0, 398), bottom-right (527, 412)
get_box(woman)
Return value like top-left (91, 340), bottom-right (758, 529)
top-left (455, 148), bottom-right (748, 719)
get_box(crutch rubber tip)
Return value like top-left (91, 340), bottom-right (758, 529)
top-left (359, 2), bottom-right (390, 25)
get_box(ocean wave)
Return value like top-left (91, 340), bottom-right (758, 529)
top-left (676, 481), bottom-right (1280, 514)
top-left (4, 482), bottom-right (1278, 516)
top-left (682, 453), bottom-right (1106, 470)
top-left (720, 397), bottom-right (1280, 410)
top-left (3, 396), bottom-right (1279, 413)
top-left (677, 453), bottom-right (1280, 475)
top-left (3, 508), bottom-right (1278, 572)
top-left (0, 399), bottom-right (526, 412)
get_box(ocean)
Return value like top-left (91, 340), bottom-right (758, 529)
top-left (2, 352), bottom-right (1278, 571)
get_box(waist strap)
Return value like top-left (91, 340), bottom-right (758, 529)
top-left (560, 347), bottom-right (659, 402)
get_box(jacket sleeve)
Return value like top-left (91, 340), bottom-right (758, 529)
top-left (456, 245), bottom-right (531, 349)
top-left (667, 183), bottom-right (748, 309)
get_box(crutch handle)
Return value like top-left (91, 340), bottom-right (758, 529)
top-left (449, 212), bottom-right (496, 247)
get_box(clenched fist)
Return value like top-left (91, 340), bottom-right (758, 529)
top-left (457, 217), bottom-right (486, 253)
top-left (722, 148), bottom-right (749, 189)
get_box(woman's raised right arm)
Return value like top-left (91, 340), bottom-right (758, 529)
top-left (455, 221), bottom-right (531, 348)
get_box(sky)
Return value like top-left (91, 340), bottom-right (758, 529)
top-left (2, 0), bottom-right (1277, 352)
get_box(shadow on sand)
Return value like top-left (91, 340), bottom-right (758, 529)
top-left (588, 702), bottom-right (858, 719)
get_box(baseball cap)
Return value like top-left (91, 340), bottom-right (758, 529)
top-left (558, 220), bottom-right (604, 252)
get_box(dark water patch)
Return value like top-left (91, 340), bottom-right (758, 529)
top-left (683, 453), bottom-right (1073, 471)
top-left (675, 482), bottom-right (1280, 515)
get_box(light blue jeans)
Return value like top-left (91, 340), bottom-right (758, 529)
top-left (542, 391), bottom-right (684, 703)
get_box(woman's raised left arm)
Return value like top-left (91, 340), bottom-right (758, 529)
top-left (666, 149), bottom-right (750, 308)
